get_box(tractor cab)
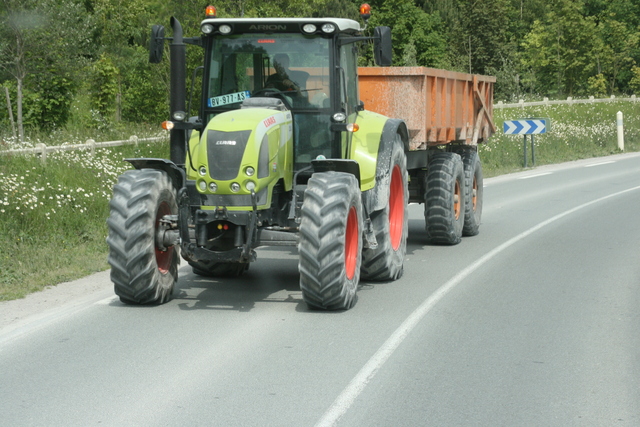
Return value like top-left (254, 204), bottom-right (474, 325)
top-left (198, 16), bottom-right (364, 168)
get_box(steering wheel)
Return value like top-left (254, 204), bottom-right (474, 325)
top-left (252, 87), bottom-right (296, 109)
top-left (253, 87), bottom-right (284, 97)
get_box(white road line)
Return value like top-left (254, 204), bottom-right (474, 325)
top-left (584, 161), bottom-right (616, 168)
top-left (517, 172), bottom-right (553, 180)
top-left (314, 184), bottom-right (640, 427)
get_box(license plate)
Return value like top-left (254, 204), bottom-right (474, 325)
top-left (207, 91), bottom-right (251, 107)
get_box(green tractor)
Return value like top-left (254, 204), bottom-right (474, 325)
top-left (106, 5), bottom-right (410, 310)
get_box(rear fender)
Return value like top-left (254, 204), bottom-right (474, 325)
top-left (351, 113), bottom-right (408, 211)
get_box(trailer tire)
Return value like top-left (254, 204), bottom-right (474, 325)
top-left (461, 151), bottom-right (483, 236)
top-left (189, 261), bottom-right (249, 277)
top-left (424, 152), bottom-right (466, 245)
top-left (107, 169), bottom-right (179, 304)
top-left (299, 172), bottom-right (362, 310)
top-left (361, 134), bottom-right (408, 281)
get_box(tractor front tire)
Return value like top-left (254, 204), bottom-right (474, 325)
top-left (298, 172), bottom-right (363, 310)
top-left (361, 134), bottom-right (408, 281)
top-left (424, 152), bottom-right (466, 245)
top-left (107, 169), bottom-right (179, 304)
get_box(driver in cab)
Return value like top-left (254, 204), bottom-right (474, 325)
top-left (265, 53), bottom-right (309, 94)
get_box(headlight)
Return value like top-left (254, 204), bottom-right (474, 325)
top-left (332, 112), bottom-right (347, 122)
top-left (198, 180), bottom-right (207, 191)
top-left (208, 182), bottom-right (217, 192)
top-left (245, 166), bottom-right (255, 176)
top-left (245, 181), bottom-right (256, 192)
top-left (321, 23), bottom-right (336, 34)
top-left (199, 166), bottom-right (207, 176)
top-left (172, 110), bottom-right (186, 121)
top-left (230, 182), bottom-right (240, 193)
top-left (302, 24), bottom-right (317, 34)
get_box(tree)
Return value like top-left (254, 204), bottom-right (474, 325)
top-left (362, 0), bottom-right (449, 68)
top-left (521, 0), bottom-right (599, 96)
top-left (0, 0), bottom-right (93, 138)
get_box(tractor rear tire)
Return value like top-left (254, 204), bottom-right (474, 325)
top-left (461, 151), bottom-right (483, 236)
top-left (424, 152), bottom-right (466, 245)
top-left (107, 169), bottom-right (179, 304)
top-left (298, 172), bottom-right (363, 310)
top-left (361, 134), bottom-right (408, 281)
top-left (189, 260), bottom-right (249, 277)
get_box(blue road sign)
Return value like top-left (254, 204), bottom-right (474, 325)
top-left (503, 118), bottom-right (550, 135)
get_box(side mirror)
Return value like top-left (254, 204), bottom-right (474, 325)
top-left (149, 25), bottom-right (165, 63)
top-left (373, 26), bottom-right (392, 66)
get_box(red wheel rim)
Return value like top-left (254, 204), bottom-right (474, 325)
top-left (454, 179), bottom-right (462, 220)
top-left (344, 206), bottom-right (359, 280)
top-left (155, 201), bottom-right (173, 274)
top-left (389, 165), bottom-right (405, 250)
top-left (472, 176), bottom-right (478, 211)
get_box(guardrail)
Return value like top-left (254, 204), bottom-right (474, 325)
top-left (0, 135), bottom-right (167, 164)
top-left (495, 94), bottom-right (639, 109)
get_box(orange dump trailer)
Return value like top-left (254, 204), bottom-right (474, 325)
top-left (358, 67), bottom-right (496, 150)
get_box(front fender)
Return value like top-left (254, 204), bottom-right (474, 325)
top-left (125, 158), bottom-right (186, 191)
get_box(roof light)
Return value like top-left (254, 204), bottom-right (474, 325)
top-left (302, 24), bottom-right (317, 34)
top-left (321, 23), bottom-right (336, 33)
top-left (202, 23), bottom-right (214, 34)
top-left (359, 3), bottom-right (371, 20)
top-left (205, 5), bottom-right (217, 18)
top-left (219, 24), bottom-right (232, 34)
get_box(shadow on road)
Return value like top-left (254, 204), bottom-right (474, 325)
top-left (170, 247), bottom-right (307, 312)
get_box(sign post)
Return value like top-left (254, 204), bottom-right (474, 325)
top-left (503, 118), bottom-right (551, 167)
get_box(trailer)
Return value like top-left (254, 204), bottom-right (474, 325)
top-left (359, 66), bottom-right (496, 149)
top-left (106, 4), bottom-right (496, 310)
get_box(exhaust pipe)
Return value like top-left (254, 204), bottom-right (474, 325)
top-left (169, 17), bottom-right (187, 166)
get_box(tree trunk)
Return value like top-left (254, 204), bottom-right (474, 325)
top-left (16, 78), bottom-right (24, 144)
top-left (4, 87), bottom-right (17, 140)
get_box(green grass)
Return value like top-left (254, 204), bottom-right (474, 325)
top-left (2, 101), bottom-right (639, 301)
top-left (0, 133), bottom-right (169, 301)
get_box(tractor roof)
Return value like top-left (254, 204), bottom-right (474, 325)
top-left (201, 17), bottom-right (362, 34)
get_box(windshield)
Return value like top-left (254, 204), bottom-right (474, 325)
top-left (206, 33), bottom-right (331, 110)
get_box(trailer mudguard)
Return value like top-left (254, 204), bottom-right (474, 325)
top-left (351, 111), bottom-right (409, 212)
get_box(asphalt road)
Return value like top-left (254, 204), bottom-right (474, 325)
top-left (1, 153), bottom-right (639, 426)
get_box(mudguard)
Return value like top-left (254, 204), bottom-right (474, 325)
top-left (125, 158), bottom-right (186, 191)
top-left (350, 112), bottom-right (409, 212)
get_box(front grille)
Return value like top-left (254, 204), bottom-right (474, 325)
top-left (207, 129), bottom-right (251, 180)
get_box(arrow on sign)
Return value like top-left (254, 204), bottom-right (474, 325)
top-left (503, 119), bottom-right (549, 135)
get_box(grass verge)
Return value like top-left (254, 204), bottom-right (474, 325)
top-left (0, 135), bottom-right (169, 301)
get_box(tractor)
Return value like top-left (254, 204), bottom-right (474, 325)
top-left (107, 5), bottom-right (422, 310)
